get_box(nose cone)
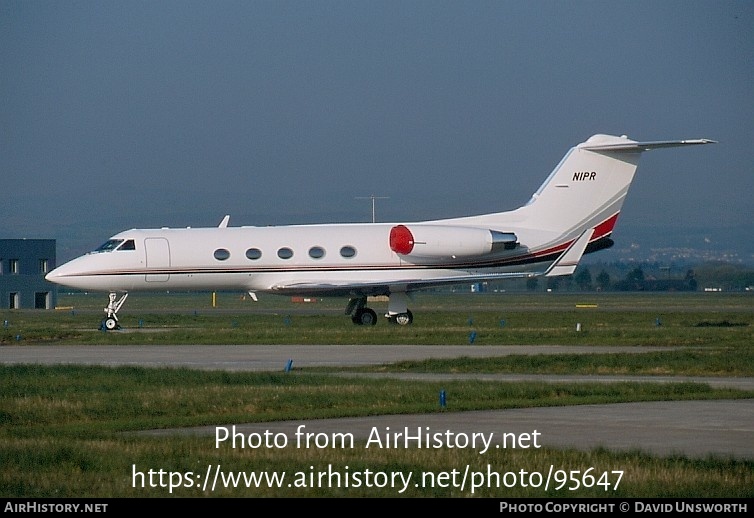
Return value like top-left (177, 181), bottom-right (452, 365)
top-left (43, 256), bottom-right (90, 289)
top-left (45, 267), bottom-right (63, 284)
top-left (42, 253), bottom-right (133, 292)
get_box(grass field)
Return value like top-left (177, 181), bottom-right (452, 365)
top-left (2, 291), bottom-right (753, 348)
top-left (1, 292), bottom-right (752, 497)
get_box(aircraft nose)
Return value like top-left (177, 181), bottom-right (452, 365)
top-left (45, 262), bottom-right (73, 285)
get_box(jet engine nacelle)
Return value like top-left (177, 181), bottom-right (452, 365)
top-left (389, 224), bottom-right (517, 259)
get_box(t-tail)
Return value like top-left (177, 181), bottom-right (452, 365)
top-left (469, 134), bottom-right (716, 258)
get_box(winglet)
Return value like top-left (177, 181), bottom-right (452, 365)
top-left (218, 215), bottom-right (230, 228)
top-left (545, 228), bottom-right (594, 277)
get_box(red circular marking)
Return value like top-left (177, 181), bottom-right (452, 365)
top-left (389, 225), bottom-right (414, 254)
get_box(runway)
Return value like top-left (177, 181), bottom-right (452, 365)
top-left (0, 344), bottom-right (684, 371)
top-left (3, 344), bottom-right (753, 460)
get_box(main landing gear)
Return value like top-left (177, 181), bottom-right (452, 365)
top-left (345, 294), bottom-right (414, 326)
top-left (388, 310), bottom-right (414, 326)
top-left (101, 292), bottom-right (128, 331)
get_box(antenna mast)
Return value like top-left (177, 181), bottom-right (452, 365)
top-left (355, 195), bottom-right (389, 223)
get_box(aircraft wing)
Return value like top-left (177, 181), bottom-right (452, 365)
top-left (269, 269), bottom-right (539, 297)
top-left (269, 228), bottom-right (594, 296)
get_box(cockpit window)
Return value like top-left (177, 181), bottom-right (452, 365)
top-left (94, 239), bottom-right (123, 252)
top-left (119, 239), bottom-right (136, 251)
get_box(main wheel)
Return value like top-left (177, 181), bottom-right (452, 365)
top-left (390, 310), bottom-right (413, 326)
top-left (352, 307), bottom-right (377, 325)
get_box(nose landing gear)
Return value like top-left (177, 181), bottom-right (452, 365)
top-left (101, 292), bottom-right (128, 331)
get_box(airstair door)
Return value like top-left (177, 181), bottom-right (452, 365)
top-left (144, 238), bottom-right (170, 282)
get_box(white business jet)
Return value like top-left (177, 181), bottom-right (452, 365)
top-left (46, 134), bottom-right (714, 330)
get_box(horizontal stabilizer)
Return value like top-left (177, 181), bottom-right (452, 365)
top-left (581, 137), bottom-right (716, 153)
top-left (545, 228), bottom-right (593, 277)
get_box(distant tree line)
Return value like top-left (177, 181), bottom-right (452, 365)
top-left (524, 262), bottom-right (754, 292)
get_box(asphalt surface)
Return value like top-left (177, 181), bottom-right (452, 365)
top-left (3, 344), bottom-right (753, 460)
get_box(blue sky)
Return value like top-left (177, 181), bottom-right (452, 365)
top-left (2, 1), bottom-right (752, 262)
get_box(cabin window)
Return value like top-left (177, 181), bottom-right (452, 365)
top-left (245, 248), bottom-right (262, 260)
top-left (308, 246), bottom-right (325, 259)
top-left (9, 259), bottom-right (19, 274)
top-left (339, 246), bottom-right (356, 258)
top-left (214, 248), bottom-right (230, 261)
top-left (119, 239), bottom-right (136, 251)
top-left (277, 247), bottom-right (293, 260)
top-left (39, 259), bottom-right (49, 274)
top-left (94, 239), bottom-right (123, 252)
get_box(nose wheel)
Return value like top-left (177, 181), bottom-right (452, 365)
top-left (102, 317), bottom-right (120, 331)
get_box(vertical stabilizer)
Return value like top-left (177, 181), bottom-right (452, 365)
top-left (511, 134), bottom-right (715, 245)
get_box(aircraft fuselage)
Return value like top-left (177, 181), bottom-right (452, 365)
top-left (45, 134), bottom-right (715, 327)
